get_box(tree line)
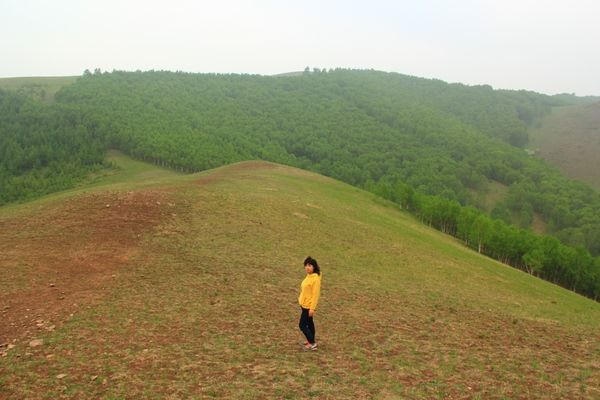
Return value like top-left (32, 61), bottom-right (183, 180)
top-left (371, 179), bottom-right (600, 299)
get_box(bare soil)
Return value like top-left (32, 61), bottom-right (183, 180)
top-left (0, 189), bottom-right (174, 345)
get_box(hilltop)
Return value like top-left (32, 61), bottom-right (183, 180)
top-left (1, 154), bottom-right (599, 399)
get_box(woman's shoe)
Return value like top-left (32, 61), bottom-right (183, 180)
top-left (303, 342), bottom-right (318, 351)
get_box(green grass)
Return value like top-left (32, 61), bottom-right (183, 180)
top-left (100, 150), bottom-right (186, 186)
top-left (1, 156), bottom-right (599, 399)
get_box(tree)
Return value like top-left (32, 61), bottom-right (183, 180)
top-left (523, 247), bottom-right (545, 276)
top-left (471, 214), bottom-right (493, 254)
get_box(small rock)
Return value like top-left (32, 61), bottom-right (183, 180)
top-left (29, 339), bottom-right (43, 347)
top-left (8, 344), bottom-right (15, 350)
top-left (49, 283), bottom-right (55, 287)
top-left (46, 325), bottom-right (56, 331)
top-left (56, 373), bottom-right (67, 379)
top-left (102, 378), bottom-right (108, 385)
top-left (46, 354), bottom-right (55, 359)
top-left (90, 375), bottom-right (98, 381)
top-left (105, 204), bottom-right (110, 208)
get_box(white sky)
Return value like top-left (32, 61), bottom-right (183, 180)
top-left (2, 0), bottom-right (599, 95)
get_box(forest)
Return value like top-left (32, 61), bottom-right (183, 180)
top-left (1, 69), bottom-right (599, 299)
top-left (0, 88), bottom-right (105, 203)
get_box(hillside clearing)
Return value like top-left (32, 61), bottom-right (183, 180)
top-left (529, 102), bottom-right (600, 190)
top-left (0, 76), bottom-right (78, 102)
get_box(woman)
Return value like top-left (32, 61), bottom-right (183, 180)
top-left (298, 256), bottom-right (321, 351)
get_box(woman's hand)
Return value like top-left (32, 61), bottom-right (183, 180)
top-left (309, 309), bottom-right (315, 317)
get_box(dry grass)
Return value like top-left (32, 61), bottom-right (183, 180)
top-left (529, 102), bottom-right (600, 190)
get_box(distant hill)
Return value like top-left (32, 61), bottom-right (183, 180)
top-left (529, 102), bottom-right (600, 190)
top-left (2, 69), bottom-right (600, 260)
top-left (272, 70), bottom-right (304, 77)
top-left (1, 154), bottom-right (599, 399)
top-left (0, 76), bottom-right (77, 102)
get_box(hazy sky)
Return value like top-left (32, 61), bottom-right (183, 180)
top-left (2, 0), bottom-right (599, 95)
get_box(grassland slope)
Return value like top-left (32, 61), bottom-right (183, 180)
top-left (1, 156), bottom-right (599, 399)
top-left (529, 102), bottom-right (600, 190)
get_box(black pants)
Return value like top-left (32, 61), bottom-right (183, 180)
top-left (299, 307), bottom-right (316, 344)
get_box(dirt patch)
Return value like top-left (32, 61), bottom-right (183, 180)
top-left (531, 212), bottom-right (548, 234)
top-left (0, 189), bottom-right (175, 346)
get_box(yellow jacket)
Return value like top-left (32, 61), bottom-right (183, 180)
top-left (298, 273), bottom-right (321, 311)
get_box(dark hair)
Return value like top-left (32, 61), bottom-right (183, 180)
top-left (304, 256), bottom-right (321, 275)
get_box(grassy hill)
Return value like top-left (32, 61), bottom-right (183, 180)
top-left (1, 154), bottom-right (599, 399)
top-left (529, 102), bottom-right (600, 190)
